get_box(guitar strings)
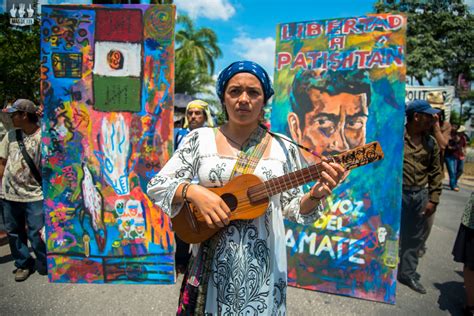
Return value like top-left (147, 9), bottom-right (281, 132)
top-left (248, 162), bottom-right (328, 201)
top-left (260, 145), bottom-right (352, 199)
top-left (219, 128), bottom-right (244, 149)
top-left (261, 124), bottom-right (333, 198)
top-left (212, 163), bottom-right (330, 217)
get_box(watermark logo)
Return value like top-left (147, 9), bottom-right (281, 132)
top-left (9, 3), bottom-right (35, 26)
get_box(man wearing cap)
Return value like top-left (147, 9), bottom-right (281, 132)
top-left (398, 100), bottom-right (443, 294)
top-left (0, 99), bottom-right (46, 282)
top-left (416, 92), bottom-right (452, 258)
top-left (174, 100), bottom-right (214, 150)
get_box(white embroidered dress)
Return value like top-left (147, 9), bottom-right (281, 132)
top-left (147, 127), bottom-right (321, 315)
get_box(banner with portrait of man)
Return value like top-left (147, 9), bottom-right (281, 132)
top-left (271, 14), bottom-right (406, 303)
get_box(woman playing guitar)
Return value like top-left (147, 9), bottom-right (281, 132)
top-left (147, 60), bottom-right (346, 315)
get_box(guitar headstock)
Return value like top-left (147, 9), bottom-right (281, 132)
top-left (332, 141), bottom-right (384, 171)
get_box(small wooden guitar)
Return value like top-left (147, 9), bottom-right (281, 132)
top-left (172, 141), bottom-right (384, 243)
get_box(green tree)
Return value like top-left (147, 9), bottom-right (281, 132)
top-left (175, 15), bottom-right (222, 75)
top-left (0, 14), bottom-right (40, 106)
top-left (449, 109), bottom-right (471, 125)
top-left (375, 0), bottom-right (474, 90)
top-left (175, 15), bottom-right (222, 95)
top-left (175, 56), bottom-right (215, 95)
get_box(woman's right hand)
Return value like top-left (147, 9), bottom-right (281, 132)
top-left (186, 185), bottom-right (231, 229)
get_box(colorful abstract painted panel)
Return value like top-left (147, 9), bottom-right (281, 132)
top-left (271, 14), bottom-right (406, 303)
top-left (40, 4), bottom-right (176, 284)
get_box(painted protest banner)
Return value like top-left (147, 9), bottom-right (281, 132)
top-left (41, 4), bottom-right (176, 284)
top-left (271, 14), bottom-right (406, 303)
top-left (406, 85), bottom-right (455, 122)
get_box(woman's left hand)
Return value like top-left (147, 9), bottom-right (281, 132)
top-left (309, 161), bottom-right (346, 200)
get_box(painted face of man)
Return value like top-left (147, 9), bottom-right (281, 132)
top-left (186, 108), bottom-right (206, 131)
top-left (289, 89), bottom-right (368, 162)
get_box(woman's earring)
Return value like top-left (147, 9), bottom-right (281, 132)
top-left (258, 109), bottom-right (265, 123)
top-left (223, 104), bottom-right (229, 120)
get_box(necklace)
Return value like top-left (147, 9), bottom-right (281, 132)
top-left (219, 127), bottom-right (245, 149)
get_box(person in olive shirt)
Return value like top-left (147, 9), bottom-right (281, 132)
top-left (417, 92), bottom-right (452, 258)
top-left (398, 100), bottom-right (443, 294)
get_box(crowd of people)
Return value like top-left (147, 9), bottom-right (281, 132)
top-left (0, 60), bottom-right (471, 314)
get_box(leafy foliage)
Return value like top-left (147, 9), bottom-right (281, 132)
top-left (175, 15), bottom-right (222, 75)
top-left (450, 106), bottom-right (473, 125)
top-left (375, 0), bottom-right (474, 90)
top-left (175, 57), bottom-right (215, 95)
top-left (0, 13), bottom-right (40, 106)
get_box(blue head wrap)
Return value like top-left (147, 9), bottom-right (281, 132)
top-left (216, 61), bottom-right (274, 103)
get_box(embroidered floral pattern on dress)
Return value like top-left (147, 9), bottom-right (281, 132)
top-left (147, 128), bottom-right (323, 314)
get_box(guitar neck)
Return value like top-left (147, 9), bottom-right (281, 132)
top-left (247, 141), bottom-right (384, 202)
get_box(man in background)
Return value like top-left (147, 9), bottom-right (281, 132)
top-left (399, 100), bottom-right (443, 294)
top-left (0, 99), bottom-right (46, 282)
top-left (417, 91), bottom-right (452, 258)
top-left (174, 100), bottom-right (214, 150)
top-left (445, 124), bottom-right (469, 192)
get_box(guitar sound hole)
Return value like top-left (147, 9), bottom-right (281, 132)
top-left (221, 193), bottom-right (238, 211)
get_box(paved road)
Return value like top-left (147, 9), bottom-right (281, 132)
top-left (0, 183), bottom-right (470, 315)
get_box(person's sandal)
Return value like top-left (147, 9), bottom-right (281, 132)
top-left (14, 268), bottom-right (31, 282)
